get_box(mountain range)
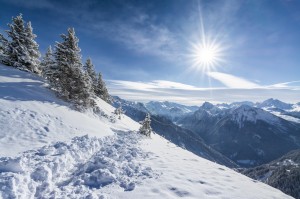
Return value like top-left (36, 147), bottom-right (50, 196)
top-left (177, 103), bottom-right (300, 167)
top-left (112, 97), bottom-right (300, 168)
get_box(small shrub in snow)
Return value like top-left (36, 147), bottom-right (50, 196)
top-left (114, 106), bottom-right (124, 119)
top-left (93, 106), bottom-right (116, 123)
top-left (139, 113), bottom-right (152, 137)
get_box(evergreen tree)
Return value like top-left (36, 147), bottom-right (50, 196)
top-left (6, 14), bottom-right (40, 73)
top-left (41, 46), bottom-right (59, 87)
top-left (114, 106), bottom-right (124, 119)
top-left (83, 58), bottom-right (97, 84)
top-left (6, 14), bottom-right (27, 68)
top-left (95, 72), bottom-right (110, 103)
top-left (139, 113), bottom-right (152, 137)
top-left (24, 21), bottom-right (41, 73)
top-left (0, 33), bottom-right (9, 65)
top-left (54, 28), bottom-right (93, 108)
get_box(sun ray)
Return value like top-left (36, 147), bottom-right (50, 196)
top-left (187, 0), bottom-right (227, 75)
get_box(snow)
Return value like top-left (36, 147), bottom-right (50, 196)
top-left (145, 101), bottom-right (198, 119)
top-left (277, 159), bottom-right (299, 167)
top-left (0, 133), bottom-right (155, 198)
top-left (269, 111), bottom-right (300, 124)
top-left (0, 132), bottom-right (292, 199)
top-left (0, 64), bottom-right (139, 156)
top-left (258, 98), bottom-right (293, 110)
top-left (291, 104), bottom-right (300, 112)
top-left (0, 64), bottom-right (293, 198)
top-left (231, 105), bottom-right (281, 128)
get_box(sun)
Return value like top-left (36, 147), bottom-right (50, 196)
top-left (189, 40), bottom-right (224, 73)
top-left (196, 45), bottom-right (217, 64)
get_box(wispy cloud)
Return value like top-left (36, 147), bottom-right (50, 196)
top-left (103, 21), bottom-right (178, 59)
top-left (2, 0), bottom-right (179, 60)
top-left (107, 79), bottom-right (300, 105)
top-left (269, 80), bottom-right (300, 88)
top-left (207, 72), bottom-right (259, 88)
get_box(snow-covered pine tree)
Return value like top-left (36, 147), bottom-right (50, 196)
top-left (6, 14), bottom-right (40, 73)
top-left (83, 58), bottom-right (97, 91)
top-left (24, 21), bottom-right (41, 73)
top-left (6, 14), bottom-right (27, 68)
top-left (54, 28), bottom-right (93, 108)
top-left (41, 46), bottom-right (59, 87)
top-left (114, 106), bottom-right (124, 119)
top-left (139, 113), bottom-right (152, 137)
top-left (95, 72), bottom-right (111, 103)
top-left (0, 33), bottom-right (9, 65)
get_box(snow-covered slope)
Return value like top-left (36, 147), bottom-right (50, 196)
top-left (0, 64), bottom-right (138, 156)
top-left (0, 132), bottom-right (293, 199)
top-left (0, 65), bottom-right (293, 198)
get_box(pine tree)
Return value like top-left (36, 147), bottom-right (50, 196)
top-left (54, 28), bottom-right (93, 108)
top-left (0, 33), bottom-right (9, 65)
top-left (83, 58), bottom-right (97, 92)
top-left (139, 113), bottom-right (152, 137)
top-left (6, 14), bottom-right (40, 73)
top-left (41, 46), bottom-right (59, 86)
top-left (6, 14), bottom-right (27, 68)
top-left (114, 106), bottom-right (124, 119)
top-left (24, 21), bottom-right (41, 73)
top-left (95, 72), bottom-right (110, 103)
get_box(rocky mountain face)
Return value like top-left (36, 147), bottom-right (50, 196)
top-left (242, 149), bottom-right (300, 199)
top-left (177, 103), bottom-right (300, 167)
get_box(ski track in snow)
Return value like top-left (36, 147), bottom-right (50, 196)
top-left (0, 132), bottom-right (157, 199)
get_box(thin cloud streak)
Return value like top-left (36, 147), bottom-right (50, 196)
top-left (207, 72), bottom-right (259, 88)
top-left (107, 79), bottom-right (300, 105)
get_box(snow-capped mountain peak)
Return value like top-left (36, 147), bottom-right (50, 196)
top-left (145, 101), bottom-right (198, 119)
top-left (199, 102), bottom-right (222, 115)
top-left (258, 98), bottom-right (293, 110)
top-left (201, 102), bottom-right (215, 110)
top-left (230, 105), bottom-right (281, 128)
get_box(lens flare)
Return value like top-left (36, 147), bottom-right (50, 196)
top-left (190, 40), bottom-right (225, 73)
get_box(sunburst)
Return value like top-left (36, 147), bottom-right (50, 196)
top-left (189, 37), bottom-right (226, 74)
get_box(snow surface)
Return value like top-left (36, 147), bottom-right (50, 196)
top-left (231, 105), bottom-right (281, 128)
top-left (0, 64), bottom-right (293, 198)
top-left (269, 111), bottom-right (300, 124)
top-left (0, 65), bottom-right (139, 156)
top-left (0, 132), bottom-right (292, 199)
top-left (145, 101), bottom-right (198, 119)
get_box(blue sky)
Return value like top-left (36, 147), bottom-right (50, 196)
top-left (0, 0), bottom-right (299, 105)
